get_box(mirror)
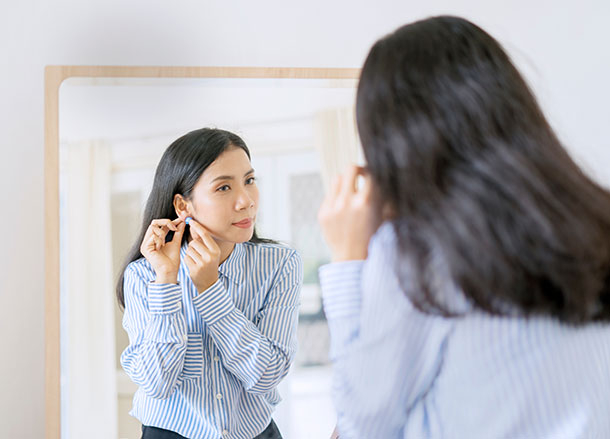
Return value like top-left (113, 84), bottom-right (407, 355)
top-left (45, 67), bottom-right (361, 439)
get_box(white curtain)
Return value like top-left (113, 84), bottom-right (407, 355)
top-left (61, 140), bottom-right (118, 438)
top-left (314, 106), bottom-right (364, 192)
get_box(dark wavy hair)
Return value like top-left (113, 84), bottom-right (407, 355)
top-left (116, 128), bottom-right (274, 309)
top-left (356, 16), bottom-right (610, 323)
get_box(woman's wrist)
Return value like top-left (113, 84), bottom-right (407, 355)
top-left (331, 246), bottom-right (368, 262)
top-left (154, 271), bottom-right (179, 284)
top-left (196, 275), bottom-right (219, 294)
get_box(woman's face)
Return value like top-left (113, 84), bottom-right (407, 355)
top-left (184, 147), bottom-right (259, 244)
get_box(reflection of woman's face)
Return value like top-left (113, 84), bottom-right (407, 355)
top-left (187, 147), bottom-right (259, 244)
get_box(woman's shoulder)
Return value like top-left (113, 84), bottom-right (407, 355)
top-left (124, 257), bottom-right (156, 282)
top-left (374, 220), bottom-right (397, 241)
top-left (368, 221), bottom-right (398, 257)
top-left (242, 240), bottom-right (303, 270)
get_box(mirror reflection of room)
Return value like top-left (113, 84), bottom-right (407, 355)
top-left (58, 77), bottom-right (359, 439)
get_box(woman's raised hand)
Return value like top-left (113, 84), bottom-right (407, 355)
top-left (140, 218), bottom-right (186, 284)
top-left (318, 165), bottom-right (382, 262)
top-left (184, 218), bottom-right (221, 293)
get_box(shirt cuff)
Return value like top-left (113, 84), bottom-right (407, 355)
top-left (192, 278), bottom-right (236, 325)
top-left (147, 283), bottom-right (182, 314)
top-left (319, 260), bottom-right (365, 320)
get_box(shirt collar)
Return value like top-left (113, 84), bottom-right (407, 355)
top-left (181, 240), bottom-right (247, 285)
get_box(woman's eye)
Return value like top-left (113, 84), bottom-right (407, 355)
top-left (217, 185), bottom-right (230, 192)
top-left (246, 176), bottom-right (256, 185)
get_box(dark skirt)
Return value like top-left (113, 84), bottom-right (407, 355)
top-left (141, 419), bottom-right (283, 439)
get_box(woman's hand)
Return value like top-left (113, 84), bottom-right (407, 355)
top-left (318, 165), bottom-right (382, 262)
top-left (140, 218), bottom-right (186, 284)
top-left (184, 219), bottom-right (221, 293)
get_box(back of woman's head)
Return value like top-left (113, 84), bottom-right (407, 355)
top-left (356, 15), bottom-right (610, 323)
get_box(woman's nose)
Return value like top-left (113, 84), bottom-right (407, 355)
top-left (235, 190), bottom-right (254, 210)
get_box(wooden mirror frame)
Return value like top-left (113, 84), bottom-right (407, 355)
top-left (44, 66), bottom-right (360, 439)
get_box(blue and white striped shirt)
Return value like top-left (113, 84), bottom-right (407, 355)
top-left (120, 241), bottom-right (302, 439)
top-left (320, 222), bottom-right (610, 438)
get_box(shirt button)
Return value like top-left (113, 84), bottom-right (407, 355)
top-left (213, 356), bottom-right (220, 362)
top-left (216, 393), bottom-right (223, 400)
top-left (222, 430), bottom-right (229, 437)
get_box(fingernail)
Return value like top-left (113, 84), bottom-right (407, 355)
top-left (185, 217), bottom-right (192, 225)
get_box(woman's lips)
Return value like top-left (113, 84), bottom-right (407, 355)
top-left (232, 218), bottom-right (253, 228)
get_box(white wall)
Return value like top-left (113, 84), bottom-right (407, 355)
top-left (1, 1), bottom-right (609, 437)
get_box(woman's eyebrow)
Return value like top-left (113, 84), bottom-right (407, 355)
top-left (210, 168), bottom-right (255, 184)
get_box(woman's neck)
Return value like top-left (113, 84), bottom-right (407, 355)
top-left (217, 241), bottom-right (236, 265)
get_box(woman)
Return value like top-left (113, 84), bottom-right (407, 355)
top-left (117, 128), bottom-right (302, 439)
top-left (318, 16), bottom-right (610, 438)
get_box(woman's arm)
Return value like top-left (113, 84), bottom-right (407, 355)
top-left (192, 250), bottom-right (302, 394)
top-left (316, 166), bottom-right (454, 437)
top-left (320, 226), bottom-right (454, 438)
top-left (120, 263), bottom-right (189, 399)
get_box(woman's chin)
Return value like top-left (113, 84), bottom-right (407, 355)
top-left (217, 228), bottom-right (254, 244)
top-left (236, 228), bottom-right (255, 243)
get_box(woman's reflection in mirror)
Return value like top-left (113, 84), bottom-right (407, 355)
top-left (116, 128), bottom-right (303, 439)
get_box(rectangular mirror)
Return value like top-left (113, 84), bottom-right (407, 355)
top-left (45, 66), bottom-right (360, 439)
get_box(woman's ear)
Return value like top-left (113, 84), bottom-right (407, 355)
top-left (173, 194), bottom-right (191, 220)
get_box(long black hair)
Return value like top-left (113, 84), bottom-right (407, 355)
top-left (356, 16), bottom-right (610, 323)
top-left (116, 128), bottom-right (274, 309)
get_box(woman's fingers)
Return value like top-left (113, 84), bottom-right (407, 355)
top-left (338, 165), bottom-right (361, 198)
top-left (188, 238), bottom-right (218, 262)
top-left (151, 226), bottom-right (168, 242)
top-left (187, 219), bottom-right (219, 252)
top-left (319, 170), bottom-right (353, 222)
top-left (187, 218), bottom-right (207, 241)
top-left (141, 218), bottom-right (184, 251)
top-left (328, 165), bottom-right (370, 207)
top-left (186, 243), bottom-right (203, 265)
top-left (148, 227), bottom-right (166, 250)
top-left (189, 236), bottom-right (222, 265)
top-left (199, 231), bottom-right (220, 255)
top-left (188, 238), bottom-right (206, 256)
top-left (151, 218), bottom-right (178, 231)
top-left (141, 230), bottom-right (153, 251)
top-left (140, 219), bottom-right (185, 281)
top-left (169, 220), bottom-right (186, 244)
top-left (317, 166), bottom-right (378, 262)
top-left (143, 220), bottom-right (174, 248)
top-left (145, 218), bottom-right (185, 249)
top-left (154, 234), bottom-right (164, 251)
top-left (142, 234), bottom-right (161, 254)
top-left (332, 165), bottom-right (369, 206)
top-left (321, 175), bottom-right (342, 211)
top-left (142, 235), bottom-right (155, 253)
top-left (184, 252), bottom-right (198, 271)
top-left (355, 169), bottom-right (373, 202)
top-left (151, 218), bottom-right (182, 239)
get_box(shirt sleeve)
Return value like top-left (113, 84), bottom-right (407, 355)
top-left (120, 263), bottom-right (189, 399)
top-left (192, 250), bottom-right (303, 395)
top-left (320, 225), bottom-right (454, 438)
